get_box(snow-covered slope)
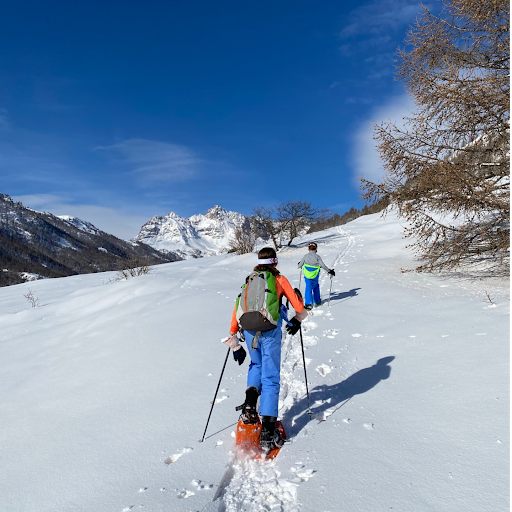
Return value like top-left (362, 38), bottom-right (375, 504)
top-left (134, 205), bottom-right (248, 258)
top-left (58, 215), bottom-right (103, 235)
top-left (0, 211), bottom-right (508, 512)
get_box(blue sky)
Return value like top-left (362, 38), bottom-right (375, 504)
top-left (1, 0), bottom-right (428, 239)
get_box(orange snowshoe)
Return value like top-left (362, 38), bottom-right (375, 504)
top-left (235, 417), bottom-right (286, 461)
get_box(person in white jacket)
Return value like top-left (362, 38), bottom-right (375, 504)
top-left (297, 242), bottom-right (335, 309)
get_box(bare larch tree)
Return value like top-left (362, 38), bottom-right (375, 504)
top-left (252, 206), bottom-right (283, 251)
top-left (361, 0), bottom-right (509, 272)
top-left (277, 199), bottom-right (329, 247)
top-left (228, 225), bottom-right (256, 255)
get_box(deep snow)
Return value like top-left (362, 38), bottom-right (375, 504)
top-left (0, 211), bottom-right (508, 512)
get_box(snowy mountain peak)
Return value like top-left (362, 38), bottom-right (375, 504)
top-left (58, 215), bottom-right (102, 235)
top-left (205, 205), bottom-right (228, 220)
top-left (134, 206), bottom-right (248, 258)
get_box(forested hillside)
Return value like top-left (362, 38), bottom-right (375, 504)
top-left (0, 193), bottom-right (181, 287)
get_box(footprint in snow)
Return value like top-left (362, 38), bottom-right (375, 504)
top-left (323, 329), bottom-right (338, 338)
top-left (138, 488), bottom-right (147, 493)
top-left (351, 333), bottom-right (361, 338)
top-left (363, 423), bottom-right (374, 431)
top-left (164, 447), bottom-right (193, 464)
top-left (315, 408), bottom-right (335, 422)
top-left (303, 335), bottom-right (318, 347)
top-left (213, 395), bottom-right (229, 404)
top-left (177, 489), bottom-right (195, 499)
top-left (165, 453), bottom-right (182, 464)
top-left (316, 364), bottom-right (332, 377)
top-left (302, 320), bottom-right (317, 332)
top-left (291, 466), bottom-right (316, 482)
top-left (192, 479), bottom-right (214, 490)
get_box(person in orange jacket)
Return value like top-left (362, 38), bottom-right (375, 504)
top-left (224, 247), bottom-right (307, 450)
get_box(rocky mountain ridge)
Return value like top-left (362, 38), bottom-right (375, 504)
top-left (0, 193), bottom-right (181, 287)
top-left (134, 205), bottom-right (249, 258)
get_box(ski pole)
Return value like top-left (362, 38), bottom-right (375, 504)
top-left (298, 269), bottom-right (302, 293)
top-left (200, 347), bottom-right (230, 442)
top-left (328, 274), bottom-right (333, 308)
top-left (299, 325), bottom-right (312, 420)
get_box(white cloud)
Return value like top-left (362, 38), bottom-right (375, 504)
top-left (337, 0), bottom-right (428, 73)
top-left (13, 194), bottom-right (151, 240)
top-left (97, 138), bottom-right (203, 183)
top-left (351, 94), bottom-right (414, 186)
top-left (339, 0), bottom-right (424, 40)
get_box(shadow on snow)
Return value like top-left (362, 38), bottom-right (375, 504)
top-left (326, 287), bottom-right (361, 305)
top-left (282, 356), bottom-right (395, 438)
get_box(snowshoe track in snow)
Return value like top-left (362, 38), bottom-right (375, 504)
top-left (208, 229), bottom-right (354, 511)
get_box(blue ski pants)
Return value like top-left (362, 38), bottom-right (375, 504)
top-left (243, 318), bottom-right (283, 418)
top-left (304, 275), bottom-right (321, 305)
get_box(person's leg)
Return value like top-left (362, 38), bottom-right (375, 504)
top-left (304, 277), bottom-right (314, 306)
top-left (258, 324), bottom-right (282, 418)
top-left (244, 330), bottom-right (262, 392)
top-left (241, 385), bottom-right (260, 424)
top-left (312, 275), bottom-right (321, 304)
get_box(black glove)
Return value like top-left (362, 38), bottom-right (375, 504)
top-left (286, 317), bottom-right (301, 336)
top-left (294, 287), bottom-right (303, 300)
top-left (328, 269), bottom-right (335, 277)
top-left (233, 345), bottom-right (247, 365)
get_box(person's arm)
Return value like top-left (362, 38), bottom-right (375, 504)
top-left (316, 254), bottom-right (331, 273)
top-left (297, 255), bottom-right (305, 269)
top-left (278, 275), bottom-right (307, 335)
top-left (277, 275), bottom-right (304, 313)
top-left (229, 304), bottom-right (238, 335)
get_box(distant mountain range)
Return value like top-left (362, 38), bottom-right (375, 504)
top-left (0, 193), bottom-right (181, 287)
top-left (133, 205), bottom-right (249, 258)
top-left (0, 194), bottom-right (252, 287)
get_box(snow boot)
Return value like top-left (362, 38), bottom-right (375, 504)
top-left (304, 304), bottom-right (313, 311)
top-left (260, 416), bottom-right (285, 451)
top-left (239, 386), bottom-right (259, 424)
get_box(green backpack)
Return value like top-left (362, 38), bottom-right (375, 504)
top-left (235, 271), bottom-right (280, 332)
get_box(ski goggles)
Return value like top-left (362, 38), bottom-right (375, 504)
top-left (257, 257), bottom-right (278, 265)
